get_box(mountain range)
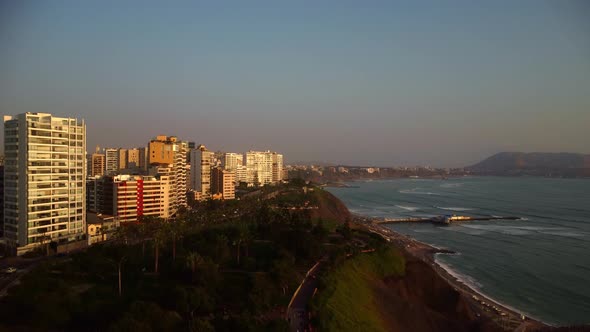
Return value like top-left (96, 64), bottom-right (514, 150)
top-left (468, 152), bottom-right (590, 177)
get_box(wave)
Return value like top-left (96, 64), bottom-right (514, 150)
top-left (435, 206), bottom-right (475, 212)
top-left (440, 183), bottom-right (463, 188)
top-left (539, 231), bottom-right (587, 238)
top-left (435, 258), bottom-right (483, 290)
top-left (399, 188), bottom-right (442, 195)
top-left (434, 257), bottom-right (545, 324)
top-left (395, 205), bottom-right (419, 211)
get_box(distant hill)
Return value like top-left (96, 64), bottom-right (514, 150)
top-left (468, 152), bottom-right (590, 177)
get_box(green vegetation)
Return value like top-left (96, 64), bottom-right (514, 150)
top-left (0, 181), bottom-right (361, 331)
top-left (311, 247), bottom-right (405, 332)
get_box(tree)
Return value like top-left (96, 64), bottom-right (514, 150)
top-left (98, 225), bottom-right (108, 242)
top-left (117, 256), bottom-right (127, 297)
top-left (153, 224), bottom-right (167, 274)
top-left (185, 251), bottom-right (204, 281)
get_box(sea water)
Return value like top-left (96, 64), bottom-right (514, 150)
top-left (326, 176), bottom-right (590, 325)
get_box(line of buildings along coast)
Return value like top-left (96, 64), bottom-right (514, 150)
top-left (1, 112), bottom-right (285, 255)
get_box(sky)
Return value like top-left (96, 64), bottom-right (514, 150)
top-left (1, 1), bottom-right (589, 167)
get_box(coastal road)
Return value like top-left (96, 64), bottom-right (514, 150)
top-left (287, 258), bottom-right (325, 332)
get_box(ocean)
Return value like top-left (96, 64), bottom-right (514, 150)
top-left (326, 176), bottom-right (590, 325)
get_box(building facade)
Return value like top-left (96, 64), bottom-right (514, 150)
top-left (3, 113), bottom-right (86, 254)
top-left (112, 175), bottom-right (171, 222)
top-left (190, 145), bottom-right (213, 199)
top-left (90, 153), bottom-right (106, 177)
top-left (118, 148), bottom-right (127, 170)
top-left (210, 167), bottom-right (235, 200)
top-left (148, 136), bottom-right (188, 213)
top-left (127, 148), bottom-right (140, 168)
top-left (105, 148), bottom-right (119, 175)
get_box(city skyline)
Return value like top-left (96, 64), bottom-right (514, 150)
top-left (1, 1), bottom-right (589, 167)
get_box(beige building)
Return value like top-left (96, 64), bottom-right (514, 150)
top-left (3, 112), bottom-right (86, 255)
top-left (147, 136), bottom-right (188, 213)
top-left (149, 135), bottom-right (175, 165)
top-left (87, 213), bottom-right (120, 245)
top-left (211, 167), bottom-right (235, 200)
top-left (113, 174), bottom-right (171, 222)
top-left (118, 148), bottom-right (127, 170)
top-left (90, 153), bottom-right (106, 177)
top-left (127, 148), bottom-right (140, 168)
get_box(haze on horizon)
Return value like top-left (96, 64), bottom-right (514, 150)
top-left (1, 1), bottom-right (589, 168)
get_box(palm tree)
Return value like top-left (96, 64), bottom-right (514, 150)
top-left (168, 220), bottom-right (185, 262)
top-left (185, 251), bottom-right (204, 280)
top-left (117, 256), bottom-right (127, 297)
top-left (153, 224), bottom-right (167, 274)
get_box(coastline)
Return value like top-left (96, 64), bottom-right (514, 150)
top-left (352, 214), bottom-right (549, 331)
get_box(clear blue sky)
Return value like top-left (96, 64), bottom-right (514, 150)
top-left (1, 1), bottom-right (589, 167)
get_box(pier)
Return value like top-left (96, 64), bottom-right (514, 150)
top-left (374, 215), bottom-right (521, 225)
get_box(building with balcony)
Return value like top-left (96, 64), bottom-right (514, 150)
top-left (3, 112), bottom-right (86, 255)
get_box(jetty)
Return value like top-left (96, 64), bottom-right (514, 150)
top-left (374, 215), bottom-right (521, 225)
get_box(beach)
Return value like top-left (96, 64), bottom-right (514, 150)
top-left (354, 214), bottom-right (548, 331)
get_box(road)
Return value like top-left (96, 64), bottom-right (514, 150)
top-left (287, 258), bottom-right (325, 332)
top-left (0, 256), bottom-right (45, 298)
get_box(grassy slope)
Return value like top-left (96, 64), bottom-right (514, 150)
top-left (314, 248), bottom-right (405, 332)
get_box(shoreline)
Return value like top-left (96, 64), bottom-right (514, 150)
top-left (353, 214), bottom-right (549, 330)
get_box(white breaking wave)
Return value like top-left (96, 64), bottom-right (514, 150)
top-left (399, 188), bottom-right (441, 195)
top-left (395, 205), bottom-right (419, 211)
top-left (440, 183), bottom-right (463, 188)
top-left (540, 231), bottom-right (586, 238)
top-left (436, 206), bottom-right (474, 211)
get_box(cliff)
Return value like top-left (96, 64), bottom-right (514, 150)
top-left (377, 255), bottom-right (500, 332)
top-left (310, 189), bottom-right (352, 223)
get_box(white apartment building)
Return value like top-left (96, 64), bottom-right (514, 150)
top-left (190, 145), bottom-right (213, 199)
top-left (105, 148), bottom-right (119, 175)
top-left (3, 113), bottom-right (86, 255)
top-left (223, 152), bottom-right (247, 185)
top-left (272, 152), bottom-right (283, 183)
top-left (245, 150), bottom-right (276, 186)
top-left (223, 152), bottom-right (243, 171)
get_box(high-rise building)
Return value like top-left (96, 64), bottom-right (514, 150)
top-left (235, 165), bottom-right (248, 184)
top-left (0, 164), bottom-right (4, 239)
top-left (244, 150), bottom-right (283, 187)
top-left (223, 152), bottom-right (247, 184)
top-left (118, 148), bottom-right (128, 170)
top-left (190, 145), bottom-right (213, 199)
top-left (148, 136), bottom-right (188, 213)
top-left (90, 153), bottom-right (106, 177)
top-left (138, 147), bottom-right (148, 171)
top-left (272, 152), bottom-right (283, 183)
top-left (245, 151), bottom-right (273, 186)
top-left (127, 148), bottom-right (140, 168)
top-left (105, 148), bottom-right (119, 175)
top-left (113, 175), bottom-right (171, 222)
top-left (149, 135), bottom-right (175, 165)
top-left (223, 152), bottom-right (243, 171)
top-left (3, 113), bottom-right (86, 255)
top-left (211, 167), bottom-right (235, 200)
